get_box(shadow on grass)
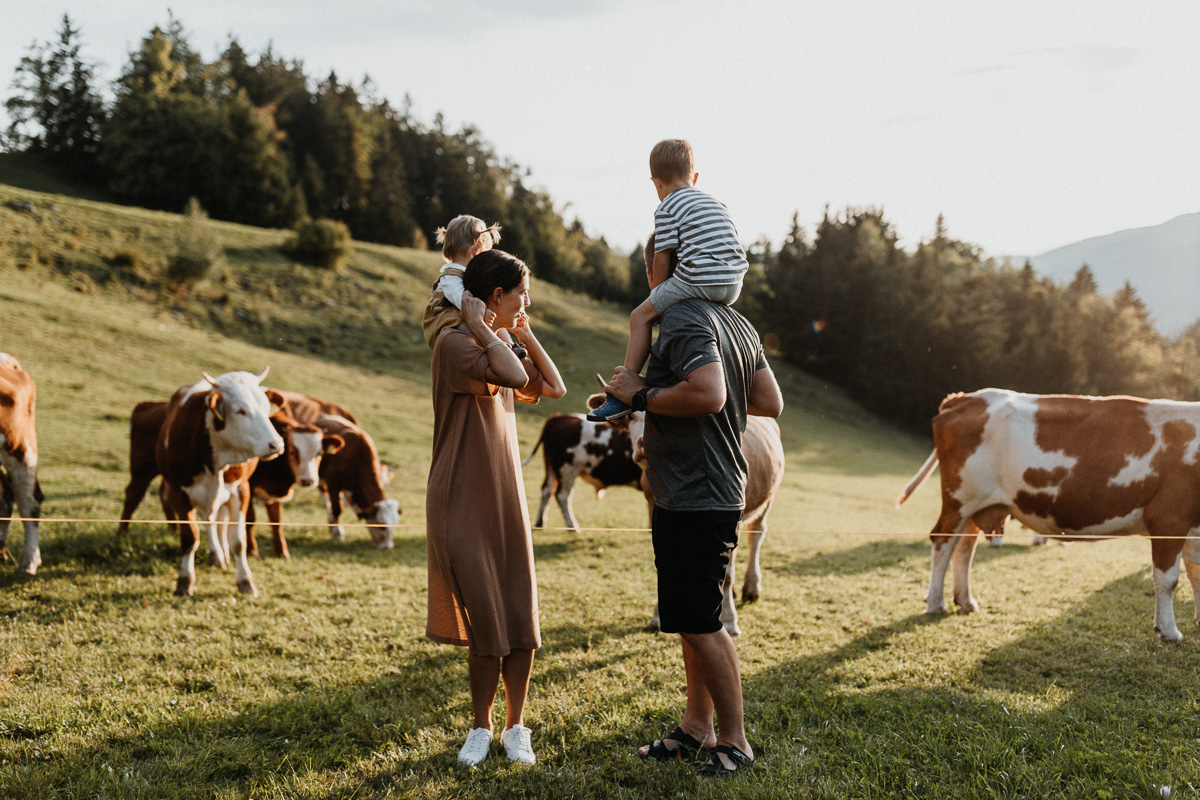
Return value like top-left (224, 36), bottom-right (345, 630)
top-left (777, 534), bottom-right (1041, 579)
top-left (736, 566), bottom-right (1200, 796)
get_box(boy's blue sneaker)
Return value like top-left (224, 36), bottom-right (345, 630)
top-left (587, 393), bottom-right (632, 422)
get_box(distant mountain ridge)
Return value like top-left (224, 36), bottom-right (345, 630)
top-left (1012, 212), bottom-right (1200, 338)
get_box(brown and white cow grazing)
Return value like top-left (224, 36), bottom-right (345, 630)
top-left (629, 410), bottom-right (786, 637)
top-left (157, 369), bottom-right (284, 597)
top-left (245, 413), bottom-right (343, 559)
top-left (897, 388), bottom-right (1200, 642)
top-left (0, 354), bottom-right (43, 575)
top-left (311, 414), bottom-right (398, 549)
top-left (523, 404), bottom-right (649, 533)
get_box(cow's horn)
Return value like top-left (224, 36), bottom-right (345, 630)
top-left (255, 366), bottom-right (270, 383)
top-left (201, 371), bottom-right (217, 385)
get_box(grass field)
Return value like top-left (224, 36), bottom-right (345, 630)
top-left (2, 182), bottom-right (1200, 799)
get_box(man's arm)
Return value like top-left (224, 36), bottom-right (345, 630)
top-left (747, 364), bottom-right (784, 418)
top-left (605, 362), bottom-right (725, 418)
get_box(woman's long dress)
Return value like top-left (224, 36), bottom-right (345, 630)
top-left (425, 326), bottom-right (544, 657)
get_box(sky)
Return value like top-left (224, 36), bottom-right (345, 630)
top-left (2, 1), bottom-right (1198, 258)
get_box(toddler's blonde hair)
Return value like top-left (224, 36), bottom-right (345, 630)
top-left (435, 215), bottom-right (501, 262)
top-left (649, 139), bottom-right (695, 182)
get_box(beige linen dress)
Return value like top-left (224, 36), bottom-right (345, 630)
top-left (426, 326), bottom-right (543, 657)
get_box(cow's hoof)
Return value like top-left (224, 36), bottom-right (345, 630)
top-left (236, 579), bottom-right (258, 597)
top-left (723, 624), bottom-right (742, 638)
top-left (275, 550), bottom-right (290, 560)
top-left (174, 577), bottom-right (195, 597)
top-left (643, 620), bottom-right (661, 634)
top-left (375, 540), bottom-right (394, 550)
top-left (207, 552), bottom-right (227, 569)
top-left (742, 587), bottom-right (760, 604)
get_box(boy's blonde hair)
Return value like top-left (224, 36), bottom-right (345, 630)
top-left (435, 215), bottom-right (501, 262)
top-left (649, 139), bottom-right (695, 182)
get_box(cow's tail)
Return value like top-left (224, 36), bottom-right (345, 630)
top-left (521, 432), bottom-right (545, 468)
top-left (895, 450), bottom-right (939, 508)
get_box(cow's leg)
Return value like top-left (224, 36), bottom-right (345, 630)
top-left (117, 470), bottom-right (156, 537)
top-left (267, 500), bottom-right (289, 559)
top-left (720, 539), bottom-right (741, 637)
top-left (646, 601), bottom-right (662, 633)
top-left (1148, 524), bottom-right (1187, 642)
top-left (1181, 534), bottom-right (1200, 629)
top-left (165, 483), bottom-right (199, 597)
top-left (245, 501), bottom-right (260, 558)
top-left (6, 461), bottom-right (42, 575)
top-left (226, 488), bottom-right (257, 597)
top-left (0, 470), bottom-right (11, 563)
top-left (925, 506), bottom-right (965, 613)
top-left (554, 471), bottom-right (580, 533)
top-left (534, 470), bottom-right (557, 529)
top-left (949, 522), bottom-right (983, 613)
top-left (740, 500), bottom-right (773, 604)
top-left (322, 488), bottom-right (345, 541)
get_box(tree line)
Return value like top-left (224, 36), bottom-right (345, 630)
top-left (742, 210), bottom-right (1200, 433)
top-left (3, 15), bottom-right (635, 301)
top-left (8, 16), bottom-right (1197, 434)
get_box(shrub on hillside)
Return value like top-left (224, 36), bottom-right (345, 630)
top-left (168, 198), bottom-right (224, 288)
top-left (282, 217), bottom-right (351, 271)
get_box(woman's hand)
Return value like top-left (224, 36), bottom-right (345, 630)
top-left (460, 290), bottom-right (486, 325)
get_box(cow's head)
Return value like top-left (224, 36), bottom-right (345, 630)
top-left (202, 368), bottom-right (285, 461)
top-left (358, 498), bottom-right (400, 549)
top-left (280, 415), bottom-right (340, 488)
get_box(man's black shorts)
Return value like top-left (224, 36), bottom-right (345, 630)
top-left (651, 506), bottom-right (742, 635)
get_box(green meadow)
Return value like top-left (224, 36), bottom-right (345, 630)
top-left (1, 181), bottom-right (1198, 799)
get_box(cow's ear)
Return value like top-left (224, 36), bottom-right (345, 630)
top-left (585, 393), bottom-right (606, 411)
top-left (264, 388), bottom-right (285, 411)
top-left (208, 390), bottom-right (226, 429)
top-left (323, 434), bottom-right (345, 455)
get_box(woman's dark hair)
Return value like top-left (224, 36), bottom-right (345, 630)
top-left (462, 249), bottom-right (529, 302)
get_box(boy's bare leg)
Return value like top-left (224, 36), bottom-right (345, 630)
top-left (625, 297), bottom-right (660, 373)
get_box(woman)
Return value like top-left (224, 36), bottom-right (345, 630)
top-left (425, 249), bottom-right (567, 768)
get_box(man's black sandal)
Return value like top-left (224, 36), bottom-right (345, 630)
top-left (639, 726), bottom-right (704, 760)
top-left (699, 744), bottom-right (754, 776)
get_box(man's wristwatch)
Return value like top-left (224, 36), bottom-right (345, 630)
top-left (630, 387), bottom-right (650, 412)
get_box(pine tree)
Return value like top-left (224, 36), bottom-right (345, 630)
top-left (3, 14), bottom-right (106, 177)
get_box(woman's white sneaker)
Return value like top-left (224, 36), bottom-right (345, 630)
top-left (457, 727), bottom-right (492, 767)
top-left (501, 724), bottom-right (536, 764)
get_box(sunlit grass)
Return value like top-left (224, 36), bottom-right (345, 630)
top-left (2, 183), bottom-right (1199, 798)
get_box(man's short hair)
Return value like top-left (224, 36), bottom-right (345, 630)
top-left (650, 139), bottom-right (694, 182)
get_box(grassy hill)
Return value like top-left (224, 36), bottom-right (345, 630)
top-left (3, 180), bottom-right (1198, 799)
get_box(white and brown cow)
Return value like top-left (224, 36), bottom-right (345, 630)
top-left (245, 415), bottom-right (344, 559)
top-left (157, 370), bottom-right (284, 597)
top-left (0, 354), bottom-right (43, 575)
top-left (276, 389), bottom-right (358, 426)
top-left (629, 410), bottom-right (786, 637)
top-left (118, 400), bottom-right (339, 560)
top-left (523, 407), bottom-right (650, 533)
top-left (897, 388), bottom-right (1200, 642)
top-left (311, 414), bottom-right (398, 549)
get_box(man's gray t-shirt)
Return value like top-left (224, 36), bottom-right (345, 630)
top-left (643, 299), bottom-right (768, 512)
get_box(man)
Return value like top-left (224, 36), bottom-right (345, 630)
top-left (604, 259), bottom-right (783, 776)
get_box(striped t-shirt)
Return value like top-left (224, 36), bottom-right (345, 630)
top-left (654, 187), bottom-right (748, 286)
